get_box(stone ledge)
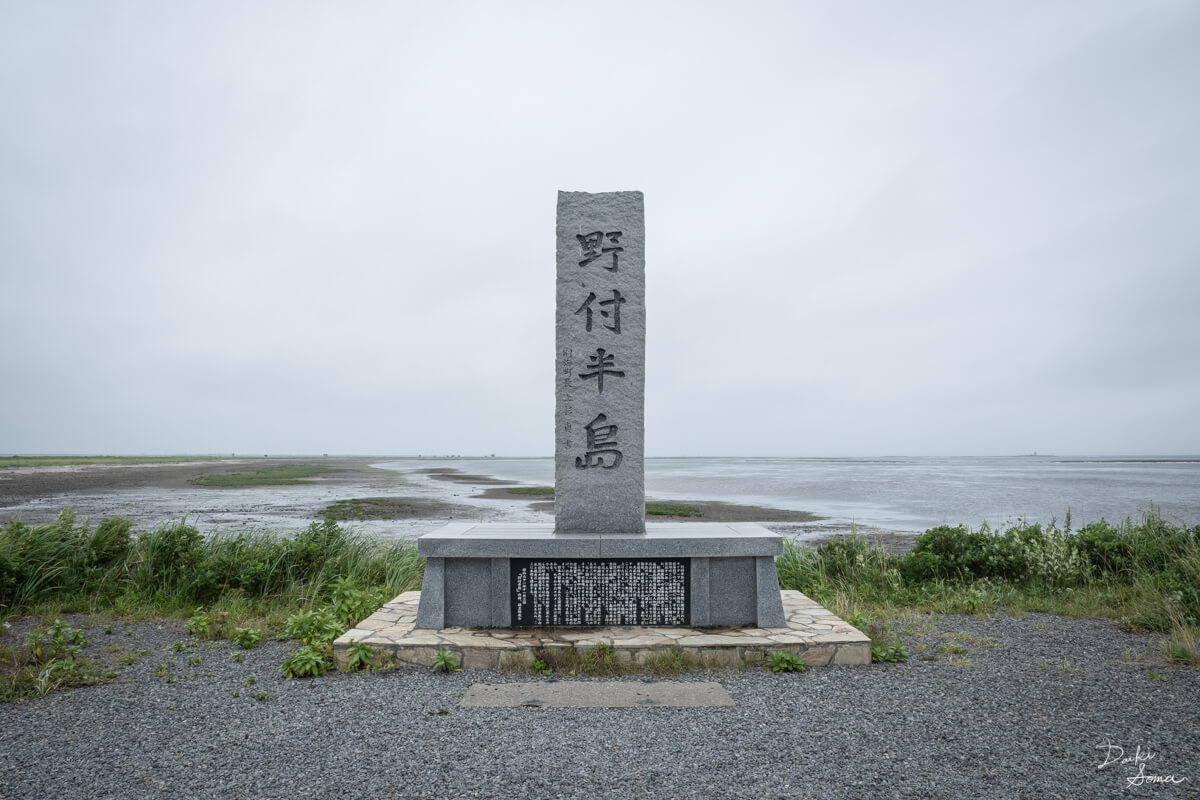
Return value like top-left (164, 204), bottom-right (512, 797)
top-left (416, 522), bottom-right (784, 558)
top-left (334, 589), bottom-right (872, 669)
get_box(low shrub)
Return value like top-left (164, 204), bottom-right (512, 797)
top-left (779, 509), bottom-right (1200, 638)
top-left (280, 643), bottom-right (334, 678)
top-left (284, 608), bottom-right (344, 647)
top-left (233, 627), bottom-right (263, 650)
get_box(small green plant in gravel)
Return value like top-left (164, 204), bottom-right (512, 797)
top-left (766, 650), bottom-right (806, 673)
top-left (185, 608), bottom-right (210, 636)
top-left (345, 641), bottom-right (387, 672)
top-left (281, 643), bottom-right (334, 678)
top-left (872, 642), bottom-right (909, 663)
top-left (245, 673), bottom-right (257, 685)
top-left (432, 647), bottom-right (460, 673)
top-left (34, 661), bottom-right (75, 696)
top-left (116, 649), bottom-right (149, 667)
top-left (1147, 670), bottom-right (1168, 682)
top-left (230, 651), bottom-right (244, 663)
top-left (254, 690), bottom-right (270, 701)
top-left (530, 658), bottom-right (552, 676)
top-left (233, 627), bottom-right (263, 649)
top-left (26, 619), bottom-right (86, 664)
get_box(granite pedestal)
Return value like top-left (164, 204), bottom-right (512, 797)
top-left (414, 522), bottom-right (787, 629)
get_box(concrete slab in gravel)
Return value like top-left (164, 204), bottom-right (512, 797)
top-left (461, 681), bottom-right (734, 708)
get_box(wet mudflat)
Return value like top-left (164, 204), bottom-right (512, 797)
top-left (0, 459), bottom-right (909, 549)
top-left (0, 458), bottom-right (494, 537)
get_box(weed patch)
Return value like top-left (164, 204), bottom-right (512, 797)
top-left (232, 627), bottom-right (263, 649)
top-left (345, 641), bottom-right (391, 672)
top-left (432, 647), bottom-right (460, 673)
top-left (321, 498), bottom-right (417, 520)
top-left (281, 644), bottom-right (334, 678)
top-left (0, 618), bottom-right (113, 701)
top-left (190, 465), bottom-right (338, 487)
top-left (766, 650), bottom-right (806, 673)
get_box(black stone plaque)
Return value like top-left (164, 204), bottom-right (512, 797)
top-left (511, 558), bottom-right (689, 627)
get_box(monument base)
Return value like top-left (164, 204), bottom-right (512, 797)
top-left (334, 589), bottom-right (872, 669)
top-left (414, 522), bottom-right (787, 629)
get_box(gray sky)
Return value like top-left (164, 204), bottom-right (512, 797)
top-left (2, 1), bottom-right (1198, 457)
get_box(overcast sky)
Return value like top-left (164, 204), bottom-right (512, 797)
top-left (2, 1), bottom-right (1197, 458)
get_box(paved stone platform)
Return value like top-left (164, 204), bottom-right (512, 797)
top-left (334, 589), bottom-right (871, 669)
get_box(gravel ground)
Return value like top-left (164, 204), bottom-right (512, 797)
top-left (1, 613), bottom-right (1197, 800)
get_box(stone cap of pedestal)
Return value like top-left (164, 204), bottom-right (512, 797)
top-left (416, 522), bottom-right (783, 559)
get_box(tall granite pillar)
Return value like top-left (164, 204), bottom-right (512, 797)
top-left (414, 190), bottom-right (786, 630)
top-left (554, 191), bottom-right (646, 534)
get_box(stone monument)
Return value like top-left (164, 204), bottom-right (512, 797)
top-left (554, 191), bottom-right (645, 534)
top-left (415, 190), bottom-right (786, 630)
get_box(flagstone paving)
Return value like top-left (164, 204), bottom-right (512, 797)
top-left (333, 590), bottom-right (871, 669)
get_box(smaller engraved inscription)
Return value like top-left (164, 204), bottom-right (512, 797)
top-left (511, 559), bottom-right (689, 626)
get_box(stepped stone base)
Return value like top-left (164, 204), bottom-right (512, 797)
top-left (414, 522), bottom-right (790, 629)
top-left (333, 589), bottom-right (872, 670)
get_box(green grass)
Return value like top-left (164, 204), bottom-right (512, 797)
top-left (0, 510), bottom-right (429, 700)
top-left (0, 456), bottom-right (223, 469)
top-left (0, 511), bottom-right (422, 621)
top-left (506, 487), bottom-right (555, 496)
top-left (645, 503), bottom-right (703, 517)
top-left (190, 465), bottom-right (339, 487)
top-left (321, 498), bottom-right (417, 520)
top-left (776, 510), bottom-right (1200, 664)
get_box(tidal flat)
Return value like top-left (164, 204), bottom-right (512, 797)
top-left (0, 458), bottom-right (853, 545)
